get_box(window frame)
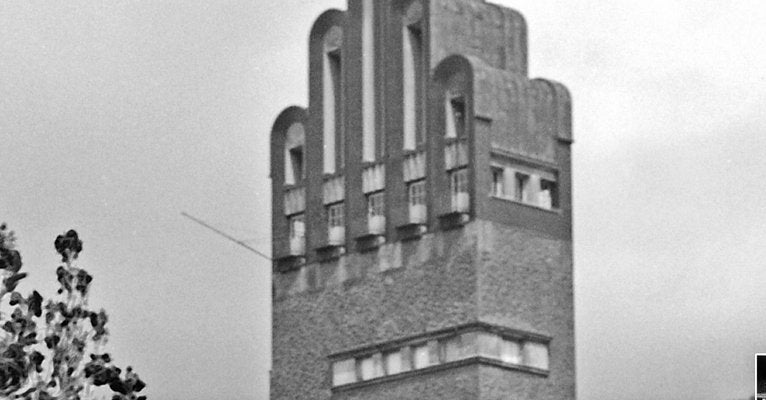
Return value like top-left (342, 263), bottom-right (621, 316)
top-left (327, 202), bottom-right (345, 228)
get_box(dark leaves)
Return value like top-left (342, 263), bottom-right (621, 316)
top-left (75, 269), bottom-right (93, 295)
top-left (56, 267), bottom-right (73, 293)
top-left (9, 292), bottom-right (23, 306)
top-left (0, 248), bottom-right (22, 273)
top-left (18, 332), bottom-right (36, 346)
top-left (2, 321), bottom-right (15, 334)
top-left (29, 351), bottom-right (44, 373)
top-left (3, 272), bottom-right (28, 293)
top-left (27, 291), bottom-right (42, 317)
top-left (90, 310), bottom-right (108, 341)
top-left (44, 335), bottom-right (60, 349)
top-left (54, 230), bottom-right (82, 262)
top-left (0, 226), bottom-right (148, 398)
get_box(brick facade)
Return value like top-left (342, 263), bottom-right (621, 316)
top-left (269, 1), bottom-right (573, 399)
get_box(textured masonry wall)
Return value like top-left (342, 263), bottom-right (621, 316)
top-left (272, 220), bottom-right (573, 400)
top-left (272, 227), bottom-right (480, 400)
top-left (477, 221), bottom-right (576, 400)
top-left (429, 0), bottom-right (527, 74)
top-left (335, 364), bottom-right (480, 400)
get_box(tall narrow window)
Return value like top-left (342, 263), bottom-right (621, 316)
top-left (367, 191), bottom-right (385, 235)
top-left (384, 350), bottom-right (405, 375)
top-left (413, 344), bottom-right (431, 369)
top-left (332, 359), bottom-right (356, 386)
top-left (539, 179), bottom-right (559, 209)
top-left (491, 166), bottom-right (504, 197)
top-left (284, 123), bottom-right (305, 185)
top-left (450, 168), bottom-right (469, 213)
top-left (327, 202), bottom-right (345, 245)
top-left (445, 96), bottom-right (465, 138)
top-left (408, 180), bottom-right (426, 223)
top-left (362, 0), bottom-right (376, 161)
top-left (514, 172), bottom-right (530, 202)
top-left (288, 214), bottom-right (305, 256)
top-left (402, 25), bottom-right (423, 150)
top-left (499, 339), bottom-right (522, 365)
top-left (523, 342), bottom-right (549, 370)
top-left (324, 46), bottom-right (342, 173)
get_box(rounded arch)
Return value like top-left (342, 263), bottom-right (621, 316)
top-left (270, 106), bottom-right (308, 184)
top-left (432, 55), bottom-right (475, 140)
top-left (531, 78), bottom-right (572, 142)
top-left (271, 106), bottom-right (307, 148)
top-left (309, 9), bottom-right (346, 174)
top-left (402, 0), bottom-right (424, 25)
top-left (433, 54), bottom-right (475, 95)
top-left (309, 9), bottom-right (346, 48)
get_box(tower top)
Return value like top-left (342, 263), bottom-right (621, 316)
top-left (269, 3), bottom-right (574, 396)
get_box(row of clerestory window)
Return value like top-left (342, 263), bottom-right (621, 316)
top-left (286, 160), bottom-right (560, 257)
top-left (490, 160), bottom-right (559, 210)
top-left (331, 329), bottom-right (549, 388)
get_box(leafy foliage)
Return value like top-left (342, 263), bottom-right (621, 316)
top-left (0, 224), bottom-right (147, 399)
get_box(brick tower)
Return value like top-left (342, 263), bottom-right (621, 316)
top-left (269, 1), bottom-right (573, 399)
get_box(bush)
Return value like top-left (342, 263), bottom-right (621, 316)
top-left (0, 224), bottom-right (146, 400)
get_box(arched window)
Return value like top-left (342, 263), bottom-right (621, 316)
top-left (323, 26), bottom-right (343, 173)
top-left (283, 121), bottom-right (306, 256)
top-left (362, 0), bottom-right (376, 161)
top-left (284, 123), bottom-right (305, 185)
top-left (445, 95), bottom-right (465, 138)
top-left (434, 58), bottom-right (471, 217)
top-left (402, 0), bottom-right (424, 150)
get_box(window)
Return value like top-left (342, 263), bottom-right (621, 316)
top-left (362, 0), bottom-right (376, 161)
top-left (408, 180), bottom-right (426, 223)
top-left (491, 166), bottom-right (505, 197)
top-left (289, 214), bottom-right (305, 239)
top-left (367, 192), bottom-right (385, 234)
top-left (490, 156), bottom-right (559, 210)
top-left (330, 327), bottom-right (549, 388)
top-left (402, 23), bottom-right (423, 149)
top-left (514, 172), bottom-right (530, 202)
top-left (284, 123), bottom-right (305, 186)
top-left (413, 343), bottom-right (431, 369)
top-left (332, 359), bottom-right (356, 386)
top-left (539, 179), bottom-right (558, 209)
top-left (500, 339), bottom-right (522, 365)
top-left (288, 214), bottom-right (305, 255)
top-left (288, 147), bottom-right (304, 184)
top-left (323, 49), bottom-right (343, 172)
top-left (523, 342), bottom-right (549, 370)
top-left (327, 203), bottom-right (345, 245)
top-left (368, 192), bottom-right (385, 216)
top-left (359, 356), bottom-right (383, 380)
top-left (328, 203), bottom-right (344, 227)
top-left (384, 350), bottom-right (405, 375)
top-left (445, 96), bottom-right (466, 138)
top-left (477, 332), bottom-right (502, 359)
top-left (443, 335), bottom-right (469, 362)
top-left (450, 168), bottom-right (469, 213)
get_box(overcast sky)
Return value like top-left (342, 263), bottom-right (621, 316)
top-left (1, 1), bottom-right (765, 399)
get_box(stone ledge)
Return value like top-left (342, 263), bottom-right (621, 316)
top-left (396, 222), bottom-right (427, 241)
top-left (315, 244), bottom-right (345, 262)
top-left (438, 211), bottom-right (470, 230)
top-left (331, 356), bottom-right (548, 393)
top-left (273, 255), bottom-right (305, 273)
top-left (355, 233), bottom-right (386, 253)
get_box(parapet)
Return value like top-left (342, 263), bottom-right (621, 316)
top-left (269, 0), bottom-right (572, 270)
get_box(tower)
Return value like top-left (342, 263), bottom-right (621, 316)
top-left (269, 0), bottom-right (573, 399)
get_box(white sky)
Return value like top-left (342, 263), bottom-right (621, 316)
top-left (1, 1), bottom-right (765, 399)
